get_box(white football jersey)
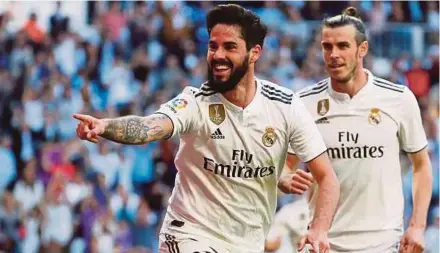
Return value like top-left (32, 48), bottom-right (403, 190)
top-left (298, 69), bottom-right (428, 252)
top-left (156, 78), bottom-right (327, 252)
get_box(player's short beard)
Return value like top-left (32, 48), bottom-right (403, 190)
top-left (207, 55), bottom-right (249, 93)
top-left (337, 61), bottom-right (358, 83)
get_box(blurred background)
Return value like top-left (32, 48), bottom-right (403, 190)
top-left (0, 1), bottom-right (437, 253)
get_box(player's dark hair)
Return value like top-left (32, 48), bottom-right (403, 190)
top-left (206, 4), bottom-right (268, 51)
top-left (322, 7), bottom-right (367, 45)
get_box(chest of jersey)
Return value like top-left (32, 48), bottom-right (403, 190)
top-left (314, 100), bottom-right (400, 161)
top-left (191, 103), bottom-right (289, 180)
top-left (306, 97), bottom-right (403, 200)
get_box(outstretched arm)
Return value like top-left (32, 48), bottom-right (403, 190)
top-left (74, 113), bottom-right (173, 145)
top-left (101, 114), bottom-right (172, 144)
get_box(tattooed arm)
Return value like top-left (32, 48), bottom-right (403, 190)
top-left (74, 113), bottom-right (173, 145)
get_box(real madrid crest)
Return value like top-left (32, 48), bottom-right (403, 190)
top-left (368, 108), bottom-right (381, 125)
top-left (209, 104), bottom-right (226, 125)
top-left (317, 99), bottom-right (329, 116)
top-left (262, 127), bottom-right (278, 147)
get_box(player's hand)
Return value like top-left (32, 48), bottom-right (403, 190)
top-left (73, 113), bottom-right (106, 143)
top-left (298, 229), bottom-right (330, 253)
top-left (399, 226), bottom-right (425, 253)
top-left (288, 170), bottom-right (314, 195)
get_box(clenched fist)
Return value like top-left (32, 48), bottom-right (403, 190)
top-left (279, 170), bottom-right (314, 195)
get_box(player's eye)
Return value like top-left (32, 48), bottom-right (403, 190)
top-left (338, 43), bottom-right (350, 49)
top-left (208, 43), bottom-right (218, 51)
top-left (225, 44), bottom-right (237, 50)
top-left (322, 44), bottom-right (332, 51)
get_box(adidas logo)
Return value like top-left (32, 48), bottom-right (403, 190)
top-left (315, 117), bottom-right (330, 124)
top-left (211, 128), bottom-right (225, 139)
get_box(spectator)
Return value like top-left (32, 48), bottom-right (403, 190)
top-left (22, 13), bottom-right (45, 52)
top-left (65, 169), bottom-right (92, 206)
top-left (103, 55), bottom-right (134, 109)
top-left (0, 192), bottom-right (25, 252)
top-left (13, 159), bottom-right (44, 214)
top-left (114, 220), bottom-right (133, 253)
top-left (41, 178), bottom-right (74, 253)
top-left (131, 48), bottom-right (151, 85)
top-left (92, 208), bottom-right (117, 253)
top-left (130, 199), bottom-right (159, 253)
top-left (57, 85), bottom-right (84, 140)
top-left (288, 64), bottom-right (315, 92)
top-left (21, 206), bottom-right (43, 253)
top-left (426, 2), bottom-right (439, 32)
top-left (8, 31), bottom-right (33, 78)
top-left (100, 1), bottom-right (127, 42)
top-left (90, 141), bottom-right (121, 189)
top-left (79, 196), bottom-right (101, 250)
top-left (406, 59), bottom-right (431, 98)
top-left (128, 1), bottom-right (149, 50)
top-left (0, 133), bottom-right (16, 194)
top-left (49, 1), bottom-right (70, 42)
top-left (367, 1), bottom-right (388, 56)
top-left (110, 185), bottom-right (140, 222)
top-left (160, 54), bottom-right (187, 91)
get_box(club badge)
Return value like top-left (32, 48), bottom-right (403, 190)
top-left (262, 127), bottom-right (278, 147)
top-left (368, 108), bottom-right (381, 125)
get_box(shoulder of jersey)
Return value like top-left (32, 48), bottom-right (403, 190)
top-left (371, 76), bottom-right (406, 94)
top-left (296, 78), bottom-right (329, 99)
top-left (182, 82), bottom-right (217, 99)
top-left (260, 79), bottom-right (294, 105)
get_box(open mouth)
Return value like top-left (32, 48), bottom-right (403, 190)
top-left (212, 63), bottom-right (232, 75)
top-left (214, 64), bottom-right (230, 71)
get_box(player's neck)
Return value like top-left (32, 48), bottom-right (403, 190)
top-left (222, 70), bottom-right (256, 109)
top-left (331, 67), bottom-right (368, 98)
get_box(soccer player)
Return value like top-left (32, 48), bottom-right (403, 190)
top-left (280, 7), bottom-right (433, 253)
top-left (74, 4), bottom-right (340, 253)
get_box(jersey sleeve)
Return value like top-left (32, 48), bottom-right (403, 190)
top-left (398, 88), bottom-right (428, 153)
top-left (155, 87), bottom-right (201, 138)
top-left (288, 95), bottom-right (327, 162)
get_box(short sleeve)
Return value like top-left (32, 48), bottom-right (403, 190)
top-left (155, 87), bottom-right (201, 138)
top-left (289, 95), bottom-right (327, 162)
top-left (287, 146), bottom-right (295, 155)
top-left (399, 88), bottom-right (428, 153)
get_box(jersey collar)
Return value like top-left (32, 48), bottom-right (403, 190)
top-left (217, 78), bottom-right (262, 113)
top-left (328, 68), bottom-right (374, 102)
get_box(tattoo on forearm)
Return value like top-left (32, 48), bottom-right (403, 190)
top-left (101, 115), bottom-right (167, 144)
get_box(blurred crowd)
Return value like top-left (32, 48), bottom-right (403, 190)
top-left (0, 1), bottom-right (438, 253)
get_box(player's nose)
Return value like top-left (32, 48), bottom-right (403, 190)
top-left (213, 47), bottom-right (227, 60)
top-left (330, 48), bottom-right (341, 59)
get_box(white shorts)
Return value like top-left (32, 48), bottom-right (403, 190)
top-left (159, 233), bottom-right (226, 253)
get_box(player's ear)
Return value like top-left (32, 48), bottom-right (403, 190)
top-left (249, 45), bottom-right (262, 64)
top-left (358, 41), bottom-right (368, 58)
